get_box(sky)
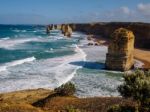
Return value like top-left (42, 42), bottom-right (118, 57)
top-left (0, 0), bottom-right (150, 24)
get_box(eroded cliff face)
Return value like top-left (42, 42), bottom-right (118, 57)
top-left (105, 28), bottom-right (135, 71)
top-left (69, 22), bottom-right (150, 49)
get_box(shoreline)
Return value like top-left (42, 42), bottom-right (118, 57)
top-left (134, 48), bottom-right (150, 69)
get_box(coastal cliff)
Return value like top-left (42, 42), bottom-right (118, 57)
top-left (68, 22), bottom-right (150, 49)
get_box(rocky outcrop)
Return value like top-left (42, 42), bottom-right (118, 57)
top-left (46, 24), bottom-right (73, 37)
top-left (61, 24), bottom-right (72, 37)
top-left (46, 25), bottom-right (51, 34)
top-left (105, 28), bottom-right (135, 71)
top-left (46, 25), bottom-right (54, 34)
top-left (56, 24), bottom-right (62, 30)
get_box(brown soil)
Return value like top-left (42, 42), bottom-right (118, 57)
top-left (0, 89), bottom-right (136, 112)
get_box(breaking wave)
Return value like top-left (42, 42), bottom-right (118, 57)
top-left (0, 57), bottom-right (36, 72)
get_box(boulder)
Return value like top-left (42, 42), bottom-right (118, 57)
top-left (105, 28), bottom-right (135, 71)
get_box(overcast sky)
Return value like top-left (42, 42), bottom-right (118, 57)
top-left (0, 0), bottom-right (150, 24)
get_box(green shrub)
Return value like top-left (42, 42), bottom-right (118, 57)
top-left (54, 82), bottom-right (76, 96)
top-left (108, 104), bottom-right (138, 112)
top-left (65, 106), bottom-right (80, 112)
top-left (118, 70), bottom-right (150, 110)
top-left (107, 105), bottom-right (121, 112)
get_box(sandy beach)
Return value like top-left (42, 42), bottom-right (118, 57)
top-left (134, 48), bottom-right (150, 69)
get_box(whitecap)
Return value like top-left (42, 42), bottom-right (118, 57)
top-left (0, 37), bottom-right (10, 42)
top-left (0, 57), bottom-right (36, 72)
top-left (0, 38), bottom-right (40, 49)
top-left (22, 30), bottom-right (27, 32)
top-left (13, 29), bottom-right (20, 32)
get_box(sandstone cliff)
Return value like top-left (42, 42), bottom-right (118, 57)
top-left (47, 22), bottom-right (150, 49)
top-left (69, 22), bottom-right (150, 49)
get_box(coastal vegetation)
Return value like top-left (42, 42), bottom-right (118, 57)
top-left (54, 82), bottom-right (76, 96)
top-left (108, 70), bottom-right (150, 112)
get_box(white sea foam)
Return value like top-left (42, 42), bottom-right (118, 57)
top-left (0, 34), bottom-right (66, 50)
top-left (0, 38), bottom-right (39, 49)
top-left (0, 37), bottom-right (10, 42)
top-left (32, 31), bottom-right (37, 33)
top-left (0, 57), bottom-right (36, 72)
top-left (13, 29), bottom-right (27, 33)
top-left (2, 37), bottom-right (10, 40)
top-left (13, 29), bottom-right (20, 32)
top-left (72, 33), bottom-right (81, 38)
top-left (57, 45), bottom-right (86, 86)
top-left (0, 44), bottom-right (86, 93)
top-left (71, 39), bottom-right (123, 97)
top-left (134, 59), bottom-right (144, 68)
top-left (22, 30), bottom-right (27, 32)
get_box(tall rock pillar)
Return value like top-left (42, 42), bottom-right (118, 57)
top-left (61, 24), bottom-right (72, 37)
top-left (106, 28), bottom-right (135, 71)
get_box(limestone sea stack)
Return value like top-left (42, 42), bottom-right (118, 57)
top-left (106, 28), bottom-right (135, 71)
top-left (46, 25), bottom-right (50, 34)
top-left (61, 24), bottom-right (72, 37)
top-left (46, 24), bottom-right (54, 34)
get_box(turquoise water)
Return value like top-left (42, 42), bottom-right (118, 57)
top-left (0, 25), bottom-right (122, 97)
top-left (0, 25), bottom-right (78, 63)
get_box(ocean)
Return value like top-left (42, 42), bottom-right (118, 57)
top-left (0, 25), bottom-right (123, 97)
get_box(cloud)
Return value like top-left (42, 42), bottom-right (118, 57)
top-left (98, 6), bottom-right (135, 22)
top-left (120, 6), bottom-right (130, 15)
top-left (84, 4), bottom-right (150, 23)
top-left (137, 3), bottom-right (150, 16)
